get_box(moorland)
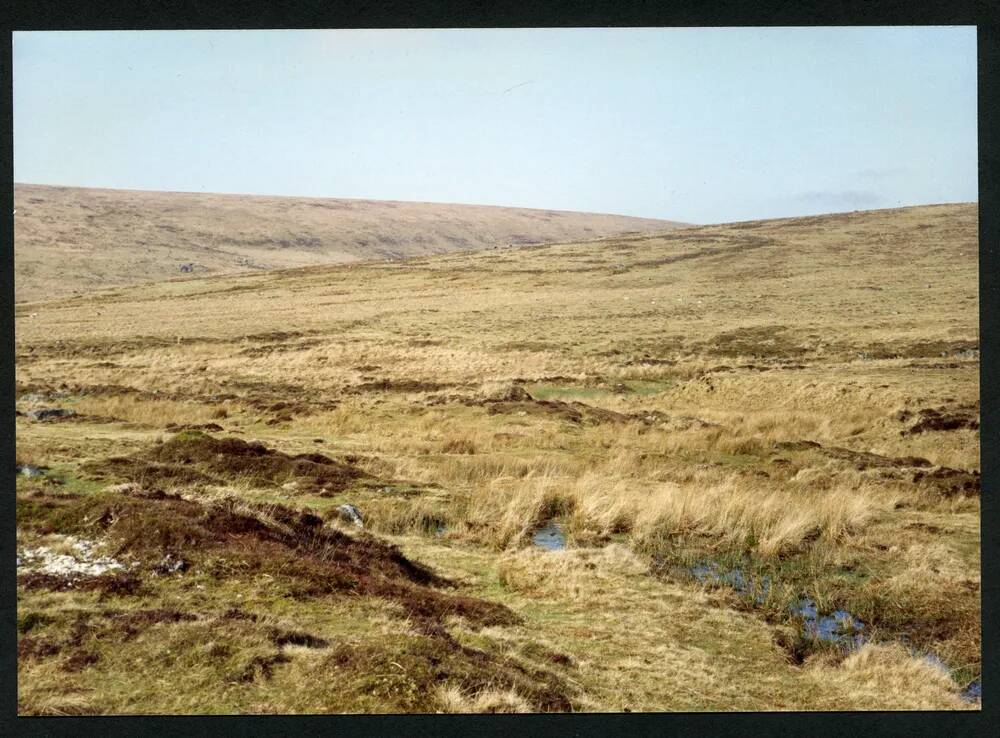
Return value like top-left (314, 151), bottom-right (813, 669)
top-left (14, 200), bottom-right (980, 713)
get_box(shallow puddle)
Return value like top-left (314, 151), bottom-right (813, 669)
top-left (791, 598), bottom-right (865, 646)
top-left (532, 522), bottom-right (566, 551)
top-left (918, 651), bottom-right (981, 703)
top-left (960, 680), bottom-right (981, 703)
top-left (690, 561), bottom-right (867, 646)
top-left (690, 561), bottom-right (769, 603)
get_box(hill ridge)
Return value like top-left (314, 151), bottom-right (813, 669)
top-left (14, 184), bottom-right (688, 302)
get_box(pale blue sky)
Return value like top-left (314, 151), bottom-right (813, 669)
top-left (13, 28), bottom-right (977, 223)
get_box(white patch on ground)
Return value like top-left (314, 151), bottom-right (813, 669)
top-left (17, 535), bottom-right (134, 578)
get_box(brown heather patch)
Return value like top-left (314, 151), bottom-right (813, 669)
top-left (16, 482), bottom-right (520, 635)
top-left (18, 636), bottom-right (62, 661)
top-left (80, 430), bottom-right (368, 495)
top-left (17, 572), bottom-right (143, 597)
top-left (108, 608), bottom-right (199, 639)
top-left (321, 635), bottom-right (573, 713)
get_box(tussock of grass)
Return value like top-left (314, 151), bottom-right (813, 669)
top-left (435, 684), bottom-right (531, 713)
top-left (805, 643), bottom-right (968, 711)
top-left (497, 544), bottom-right (647, 599)
top-left (454, 467), bottom-right (888, 557)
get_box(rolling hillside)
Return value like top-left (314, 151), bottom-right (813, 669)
top-left (15, 203), bottom-right (979, 712)
top-left (13, 184), bottom-right (688, 302)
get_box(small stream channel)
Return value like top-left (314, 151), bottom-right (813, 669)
top-left (530, 538), bottom-right (980, 702)
top-left (686, 559), bottom-right (979, 703)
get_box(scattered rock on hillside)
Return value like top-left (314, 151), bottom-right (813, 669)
top-left (153, 553), bottom-right (190, 575)
top-left (17, 464), bottom-right (46, 478)
top-left (26, 407), bottom-right (76, 422)
top-left (17, 537), bottom-right (134, 580)
top-left (19, 391), bottom-right (69, 405)
top-left (336, 504), bottom-right (364, 528)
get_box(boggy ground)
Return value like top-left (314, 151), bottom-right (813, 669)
top-left (15, 203), bottom-right (979, 713)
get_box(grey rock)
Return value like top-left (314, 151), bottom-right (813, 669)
top-left (26, 407), bottom-right (76, 422)
top-left (17, 464), bottom-right (45, 478)
top-left (336, 504), bottom-right (364, 528)
top-left (153, 553), bottom-right (189, 575)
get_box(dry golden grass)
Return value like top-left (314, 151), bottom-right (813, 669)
top-left (434, 685), bottom-right (532, 714)
top-left (805, 644), bottom-right (969, 711)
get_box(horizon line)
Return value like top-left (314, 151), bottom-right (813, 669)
top-left (13, 180), bottom-right (979, 227)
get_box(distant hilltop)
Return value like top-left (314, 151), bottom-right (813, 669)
top-left (13, 184), bottom-right (689, 302)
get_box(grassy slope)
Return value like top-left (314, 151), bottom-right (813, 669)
top-left (13, 183), bottom-right (686, 302)
top-left (15, 203), bottom-right (979, 713)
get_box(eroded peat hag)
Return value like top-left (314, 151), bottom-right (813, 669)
top-left (15, 204), bottom-right (980, 712)
top-left (80, 430), bottom-right (370, 496)
top-left (15, 482), bottom-right (574, 713)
